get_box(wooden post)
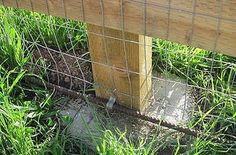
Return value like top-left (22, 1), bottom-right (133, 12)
top-left (88, 24), bottom-right (152, 111)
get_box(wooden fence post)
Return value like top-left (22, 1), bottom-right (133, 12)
top-left (88, 24), bottom-right (152, 111)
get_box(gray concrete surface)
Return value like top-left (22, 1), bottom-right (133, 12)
top-left (59, 73), bottom-right (194, 150)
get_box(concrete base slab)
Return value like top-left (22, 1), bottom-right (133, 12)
top-left (146, 72), bottom-right (194, 124)
top-left (58, 73), bottom-right (194, 151)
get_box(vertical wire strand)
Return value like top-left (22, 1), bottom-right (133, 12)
top-left (120, 0), bottom-right (133, 108)
top-left (45, 0), bottom-right (50, 15)
top-left (15, 0), bottom-right (19, 8)
top-left (143, 0), bottom-right (150, 111)
top-left (81, 0), bottom-right (85, 22)
top-left (210, 0), bottom-right (223, 94)
top-left (99, 0), bottom-right (117, 97)
top-left (62, 0), bottom-right (67, 18)
top-left (63, 0), bottom-right (87, 93)
top-left (29, 0), bottom-right (34, 12)
top-left (183, 0), bottom-right (197, 121)
top-left (82, 1), bottom-right (101, 92)
top-left (210, 0), bottom-right (223, 75)
top-left (162, 0), bottom-right (171, 118)
top-left (61, 0), bottom-right (74, 90)
top-left (81, 0), bottom-right (99, 94)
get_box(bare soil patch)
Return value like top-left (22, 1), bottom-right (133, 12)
top-left (32, 46), bottom-right (93, 91)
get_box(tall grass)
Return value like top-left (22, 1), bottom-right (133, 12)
top-left (0, 7), bottom-right (87, 51)
top-left (0, 10), bottom-right (81, 154)
top-left (0, 18), bottom-right (28, 70)
top-left (0, 5), bottom-right (235, 154)
top-left (153, 39), bottom-right (236, 154)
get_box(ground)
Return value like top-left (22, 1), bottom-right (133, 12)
top-left (0, 6), bottom-right (235, 155)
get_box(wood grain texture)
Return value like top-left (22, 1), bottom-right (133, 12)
top-left (88, 24), bottom-right (152, 111)
top-left (2, 0), bottom-right (236, 57)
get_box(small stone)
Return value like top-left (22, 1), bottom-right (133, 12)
top-left (65, 77), bottom-right (70, 83)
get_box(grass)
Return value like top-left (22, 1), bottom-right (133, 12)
top-left (0, 5), bottom-right (235, 155)
top-left (0, 10), bottom-right (83, 154)
top-left (153, 39), bottom-right (236, 154)
top-left (0, 7), bottom-right (87, 51)
top-left (0, 17), bottom-right (28, 70)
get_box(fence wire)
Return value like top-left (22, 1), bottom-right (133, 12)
top-left (0, 0), bottom-right (236, 143)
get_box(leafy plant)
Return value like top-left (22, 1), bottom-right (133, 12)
top-left (0, 18), bottom-right (28, 70)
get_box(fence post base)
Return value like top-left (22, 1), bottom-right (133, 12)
top-left (88, 24), bottom-right (152, 112)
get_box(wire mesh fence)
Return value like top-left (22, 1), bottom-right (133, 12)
top-left (0, 0), bottom-right (236, 146)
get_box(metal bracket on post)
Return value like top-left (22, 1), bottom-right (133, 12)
top-left (106, 96), bottom-right (116, 110)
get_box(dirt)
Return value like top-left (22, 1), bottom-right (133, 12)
top-left (29, 46), bottom-right (193, 154)
top-left (32, 46), bottom-right (93, 92)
